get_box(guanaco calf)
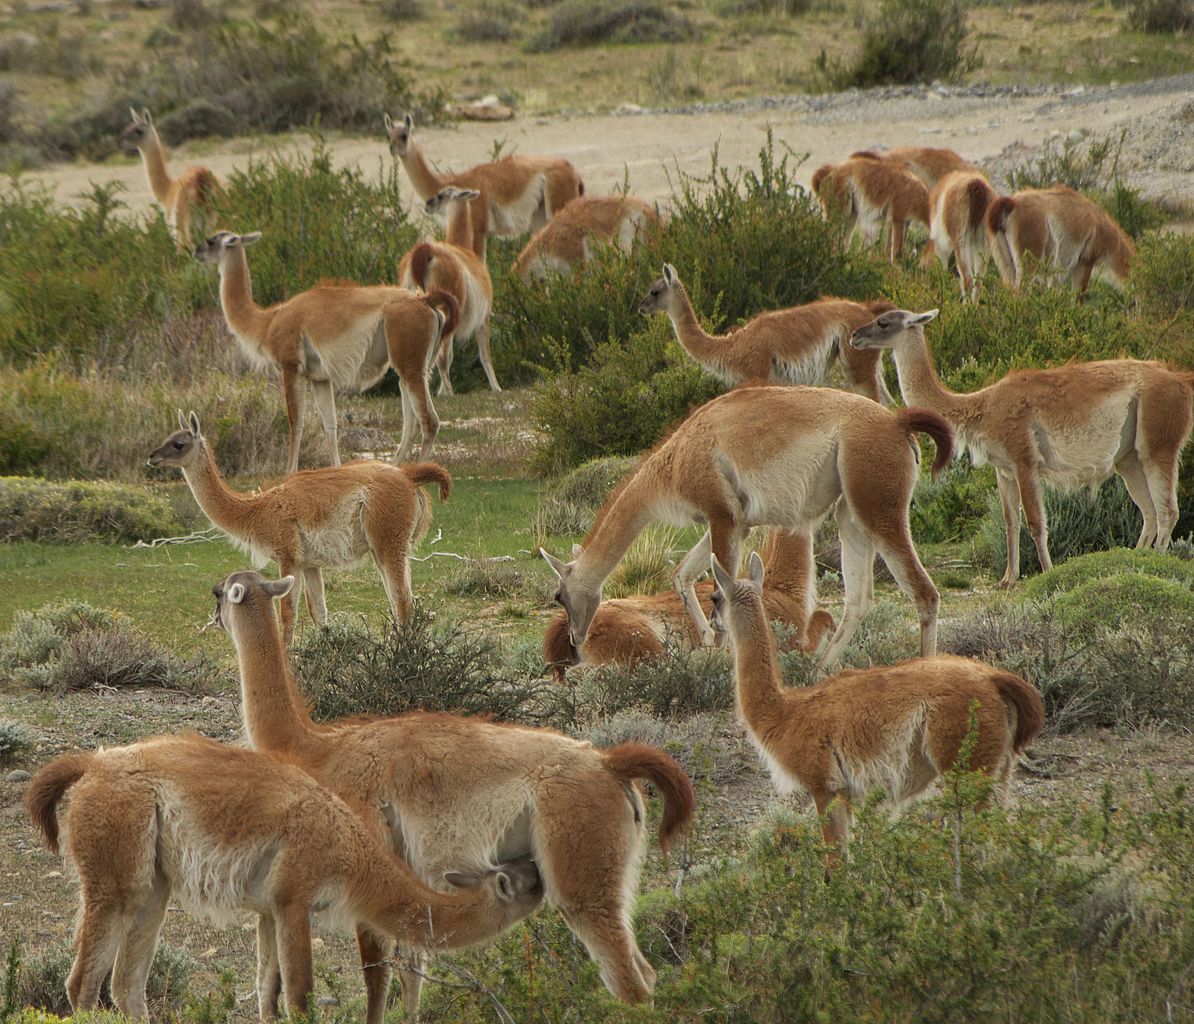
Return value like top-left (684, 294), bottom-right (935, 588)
top-left (924, 170), bottom-right (999, 301)
top-left (121, 108), bottom-right (221, 251)
top-left (544, 528), bottom-right (835, 680)
top-left (195, 230), bottom-right (458, 471)
top-left (214, 569), bottom-right (695, 1019)
top-left (849, 146), bottom-right (974, 189)
top-left (401, 187), bottom-right (499, 394)
top-left (385, 113), bottom-right (583, 255)
top-left (811, 157), bottom-right (931, 261)
top-left (985, 185), bottom-right (1134, 301)
top-left (640, 262), bottom-right (896, 403)
top-left (515, 195), bottom-right (660, 280)
top-left (851, 309), bottom-right (1194, 585)
top-left (711, 550), bottom-right (1044, 853)
top-left (27, 731), bottom-right (542, 1021)
top-left (148, 412), bottom-right (450, 642)
top-left (542, 385), bottom-right (953, 670)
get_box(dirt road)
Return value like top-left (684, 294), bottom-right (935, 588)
top-left (29, 75), bottom-right (1194, 219)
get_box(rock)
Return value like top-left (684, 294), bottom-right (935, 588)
top-left (615, 103), bottom-right (643, 115)
top-left (5, 770), bottom-right (31, 783)
top-left (317, 996), bottom-right (340, 1008)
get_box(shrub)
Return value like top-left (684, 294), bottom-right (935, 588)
top-left (525, 0), bottom-right (696, 51)
top-left (0, 719), bottom-right (36, 767)
top-left (1021, 548), bottom-right (1194, 600)
top-left (456, 4), bottom-right (519, 41)
top-left (379, 0), bottom-right (424, 18)
top-left (442, 558), bottom-right (544, 600)
top-left (911, 457), bottom-right (993, 544)
top-left (820, 0), bottom-right (979, 87)
top-left (534, 456), bottom-right (637, 536)
top-left (1051, 573), bottom-right (1194, 639)
top-left (1125, 0), bottom-right (1194, 31)
top-left (0, 477), bottom-right (180, 544)
top-left (572, 640), bottom-right (733, 719)
top-left (1132, 231), bottom-right (1194, 317)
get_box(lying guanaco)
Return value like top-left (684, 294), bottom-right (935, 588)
top-left (515, 194), bottom-right (660, 279)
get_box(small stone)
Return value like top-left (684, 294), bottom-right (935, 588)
top-left (615, 103), bottom-right (643, 115)
top-left (5, 770), bottom-right (31, 783)
top-left (317, 996), bottom-right (340, 1008)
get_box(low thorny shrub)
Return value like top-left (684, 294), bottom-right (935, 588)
top-left (524, 0), bottom-right (697, 52)
top-left (0, 477), bottom-right (180, 544)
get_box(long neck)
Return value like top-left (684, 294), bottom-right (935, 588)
top-left (401, 143), bottom-right (446, 201)
top-left (762, 530), bottom-right (815, 598)
top-left (731, 602), bottom-right (786, 726)
top-left (444, 201), bottom-right (473, 251)
top-left (890, 333), bottom-right (969, 419)
top-left (579, 467), bottom-right (665, 586)
top-left (218, 250), bottom-right (272, 342)
top-left (180, 442), bottom-right (251, 534)
top-left (138, 129), bottom-right (174, 204)
top-left (667, 283), bottom-right (726, 365)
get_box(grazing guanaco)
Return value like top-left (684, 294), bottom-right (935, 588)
top-left (148, 412), bottom-right (450, 643)
top-left (543, 528), bottom-right (835, 680)
top-left (985, 185), bottom-right (1134, 301)
top-left (639, 263), bottom-right (896, 403)
top-left (849, 145), bottom-right (974, 189)
top-left (400, 187), bottom-right (499, 394)
top-left (711, 550), bottom-right (1044, 854)
top-left (385, 113), bottom-right (584, 256)
top-left (851, 309), bottom-right (1194, 585)
top-left (812, 157), bottom-right (931, 261)
top-left (542, 385), bottom-right (953, 670)
top-left (212, 569), bottom-right (695, 1019)
top-left (120, 107), bottom-right (221, 251)
top-left (515, 194), bottom-right (660, 280)
top-left (195, 230), bottom-right (458, 471)
top-left (924, 170), bottom-right (999, 301)
top-left (27, 730), bottom-right (543, 1021)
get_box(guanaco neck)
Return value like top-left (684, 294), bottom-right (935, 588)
top-left (217, 249), bottom-right (273, 344)
top-left (444, 200), bottom-right (474, 251)
top-left (731, 601), bottom-right (787, 727)
top-left (761, 531), bottom-right (815, 597)
top-left (137, 127), bottom-right (174, 204)
top-left (889, 332), bottom-right (972, 421)
top-left (578, 466), bottom-right (667, 587)
top-left (666, 283), bottom-right (727, 368)
top-left (181, 441), bottom-right (254, 535)
top-left (401, 143), bottom-right (447, 201)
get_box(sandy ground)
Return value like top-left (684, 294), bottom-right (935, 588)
top-left (29, 75), bottom-right (1194, 222)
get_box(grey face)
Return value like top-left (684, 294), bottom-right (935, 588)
top-left (638, 276), bottom-right (669, 316)
top-left (120, 119), bottom-right (148, 154)
top-left (387, 114), bottom-right (413, 157)
top-left (850, 309), bottom-right (938, 349)
top-left (146, 427), bottom-right (198, 469)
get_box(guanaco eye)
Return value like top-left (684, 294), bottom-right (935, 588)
top-left (172, 441), bottom-right (184, 449)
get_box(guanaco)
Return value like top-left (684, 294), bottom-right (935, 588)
top-left (985, 185), bottom-right (1134, 301)
top-left (121, 108), bottom-right (221, 251)
top-left (851, 309), bottom-right (1194, 585)
top-left (849, 145), bottom-right (974, 189)
top-left (811, 157), bottom-right (931, 261)
top-left (924, 170), bottom-right (999, 301)
top-left (542, 385), bottom-right (953, 670)
top-left (640, 263), bottom-right (896, 403)
top-left (195, 230), bottom-right (459, 472)
top-left (212, 568), bottom-right (695, 1019)
top-left (543, 528), bottom-right (835, 680)
top-left (515, 194), bottom-right (660, 280)
top-left (27, 730), bottom-right (542, 1021)
top-left (385, 113), bottom-right (584, 256)
top-left (711, 550), bottom-right (1044, 854)
top-left (148, 412), bottom-right (450, 643)
top-left (400, 187), bottom-right (499, 394)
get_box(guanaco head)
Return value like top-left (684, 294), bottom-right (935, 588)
top-left (425, 187), bottom-right (481, 216)
top-left (444, 852), bottom-right (544, 914)
top-left (209, 569), bottom-right (295, 636)
top-left (540, 544), bottom-right (600, 648)
top-left (709, 550), bottom-right (766, 651)
top-left (193, 230), bottom-right (261, 265)
top-left (384, 112), bottom-right (415, 158)
top-left (147, 410), bottom-right (205, 470)
top-left (849, 308), bottom-right (939, 351)
top-left (638, 263), bottom-right (680, 316)
top-left (120, 107), bottom-right (155, 154)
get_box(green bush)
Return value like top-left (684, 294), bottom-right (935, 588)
top-left (0, 719), bottom-right (36, 767)
top-left (1052, 573), bottom-right (1194, 638)
top-left (0, 477), bottom-right (180, 544)
top-left (534, 456), bottom-right (638, 535)
top-left (456, 3), bottom-right (520, 41)
top-left (1125, 0), bottom-right (1194, 31)
top-left (1132, 231), bottom-right (1194, 317)
top-left (442, 558), bottom-right (544, 600)
top-left (911, 457), bottom-right (993, 543)
top-left (525, 0), bottom-right (696, 51)
top-left (1021, 548), bottom-right (1194, 600)
top-left (573, 640), bottom-right (734, 719)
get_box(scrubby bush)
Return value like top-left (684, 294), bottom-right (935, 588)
top-left (534, 456), bottom-right (636, 536)
top-left (0, 719), bottom-right (36, 767)
top-left (1021, 547), bottom-right (1194, 600)
top-left (1125, 0), bottom-right (1194, 32)
top-left (911, 457), bottom-right (993, 543)
top-left (442, 558), bottom-right (544, 600)
top-left (573, 639), bottom-right (733, 719)
top-left (456, 3), bottom-right (520, 41)
top-left (525, 0), bottom-right (696, 51)
top-left (1132, 231), bottom-right (1194, 317)
top-left (0, 476), bottom-right (179, 544)
top-left (1052, 573), bottom-right (1194, 639)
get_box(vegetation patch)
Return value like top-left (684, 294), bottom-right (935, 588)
top-left (534, 455), bottom-right (637, 536)
top-left (525, 0), bottom-right (697, 52)
top-left (0, 718), bottom-right (37, 767)
top-left (0, 477), bottom-right (180, 544)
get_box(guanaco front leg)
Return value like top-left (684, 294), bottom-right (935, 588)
top-left (673, 530), bottom-right (715, 646)
top-left (281, 368), bottom-right (307, 475)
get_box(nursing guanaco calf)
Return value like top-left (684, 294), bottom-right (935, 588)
top-left (213, 569), bottom-right (694, 1019)
top-left (985, 185), bottom-right (1134, 301)
top-left (121, 108), bottom-right (221, 251)
top-left (849, 146), bottom-right (974, 189)
top-left (851, 309), bottom-right (1194, 585)
top-left (148, 412), bottom-right (450, 643)
top-left (515, 194), bottom-right (660, 279)
top-left (925, 170), bottom-right (999, 301)
top-left (811, 157), bottom-right (931, 261)
top-left (27, 731), bottom-right (542, 1021)
top-left (385, 113), bottom-right (583, 255)
top-left (196, 230), bottom-right (457, 471)
top-left (542, 385), bottom-right (953, 670)
top-left (543, 528), bottom-right (835, 680)
top-left (712, 551), bottom-right (1044, 854)
top-left (639, 262), bottom-right (896, 402)
top-left (400, 187), bottom-right (499, 394)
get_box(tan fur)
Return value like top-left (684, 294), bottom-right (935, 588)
top-left (985, 185), bottom-right (1134, 301)
top-left (714, 550), bottom-right (1043, 856)
top-left (148, 413), bottom-right (449, 643)
top-left (544, 529), bottom-right (835, 679)
top-left (852, 309), bottom-right (1194, 586)
top-left (813, 157), bottom-right (931, 261)
top-left (385, 113), bottom-right (584, 257)
top-left (849, 146), bottom-right (974, 189)
top-left (212, 569), bottom-right (695, 1019)
top-left (195, 231), bottom-right (446, 472)
top-left (400, 187), bottom-right (499, 394)
top-left (543, 386), bottom-right (953, 671)
top-left (27, 734), bottom-right (542, 1021)
top-left (121, 108), bottom-right (221, 252)
top-left (515, 195), bottom-right (660, 279)
top-left (640, 264), bottom-right (896, 402)
top-left (925, 170), bottom-right (998, 301)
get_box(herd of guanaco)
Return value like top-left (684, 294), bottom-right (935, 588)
top-left (23, 112), bottom-right (1190, 1019)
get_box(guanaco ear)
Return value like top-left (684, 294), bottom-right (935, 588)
top-left (263, 576), bottom-right (294, 600)
top-left (187, 411), bottom-right (201, 437)
top-left (662, 262), bottom-right (677, 285)
top-left (404, 114), bottom-right (414, 132)
top-left (747, 550), bottom-right (765, 590)
top-left (383, 112), bottom-right (394, 132)
top-left (129, 106), bottom-right (141, 123)
top-left (177, 408), bottom-right (188, 432)
top-left (141, 108), bottom-right (152, 125)
top-left (458, 189), bottom-right (481, 201)
top-left (240, 231), bottom-right (262, 247)
top-left (571, 543), bottom-right (583, 558)
top-left (910, 309), bottom-right (939, 326)
top-left (443, 870), bottom-right (477, 889)
top-left (227, 582), bottom-right (246, 604)
top-left (494, 872), bottom-right (515, 902)
top-left (711, 555), bottom-right (736, 595)
top-left (540, 548), bottom-right (569, 579)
